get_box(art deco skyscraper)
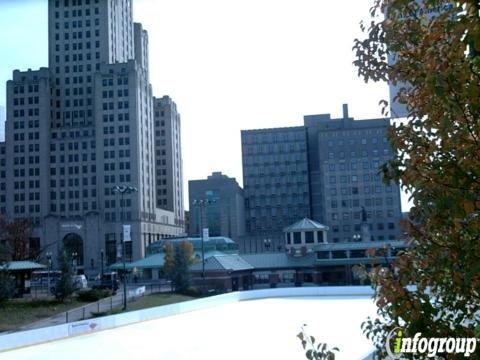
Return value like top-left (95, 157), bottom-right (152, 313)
top-left (153, 96), bottom-right (185, 229)
top-left (1, 0), bottom-right (184, 274)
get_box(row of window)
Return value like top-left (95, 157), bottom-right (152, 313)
top-left (244, 142), bottom-right (307, 154)
top-left (104, 149), bottom-right (131, 159)
top-left (51, 177), bottom-right (96, 187)
top-left (327, 149), bottom-right (390, 160)
top-left (51, 153), bottom-right (96, 163)
top-left (13, 108), bottom-right (40, 118)
top-left (13, 120), bottom-right (40, 129)
top-left (102, 125), bottom-right (130, 135)
top-left (330, 197), bottom-right (395, 208)
top-left (329, 173), bottom-right (385, 184)
top-left (104, 199), bottom-right (132, 209)
top-left (102, 89), bottom-right (129, 98)
top-left (247, 193), bottom-right (310, 207)
top-left (13, 97), bottom-right (40, 106)
top-left (331, 222), bottom-right (396, 232)
top-left (13, 144), bottom-right (40, 153)
top-left (102, 101), bottom-right (129, 110)
top-left (102, 113), bottom-right (130, 123)
top-left (327, 137), bottom-right (387, 147)
top-left (13, 156), bottom-right (40, 165)
top-left (54, 7), bottom-right (99, 19)
top-left (330, 210), bottom-right (397, 221)
top-left (51, 140), bottom-right (95, 152)
top-left (51, 165), bottom-right (95, 175)
top-left (329, 185), bottom-right (394, 196)
top-left (104, 211), bottom-right (132, 222)
top-left (14, 180), bottom-right (40, 189)
top-left (50, 202), bottom-right (97, 212)
top-left (242, 131), bottom-right (305, 144)
top-left (243, 153), bottom-right (306, 165)
top-left (14, 193), bottom-right (40, 201)
top-left (52, 128), bottom-right (95, 139)
top-left (102, 77), bottom-right (129, 87)
top-left (13, 168), bottom-right (40, 177)
top-left (13, 84), bottom-right (39, 94)
top-left (13, 133), bottom-right (40, 142)
top-left (103, 137), bottom-right (130, 147)
top-left (54, 19), bottom-right (100, 31)
top-left (245, 161), bottom-right (308, 174)
top-left (51, 189), bottom-right (96, 200)
top-left (54, 0), bottom-right (99, 8)
top-left (104, 174), bottom-right (132, 183)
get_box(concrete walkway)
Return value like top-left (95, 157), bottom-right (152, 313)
top-left (16, 283), bottom-right (171, 332)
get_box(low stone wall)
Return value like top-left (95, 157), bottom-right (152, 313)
top-left (0, 286), bottom-right (374, 353)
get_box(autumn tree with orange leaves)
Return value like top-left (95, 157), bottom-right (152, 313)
top-left (353, 0), bottom-right (480, 357)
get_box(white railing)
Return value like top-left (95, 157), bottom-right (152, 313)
top-left (0, 286), bottom-right (374, 354)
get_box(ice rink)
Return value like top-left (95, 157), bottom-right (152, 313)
top-left (1, 296), bottom-right (376, 360)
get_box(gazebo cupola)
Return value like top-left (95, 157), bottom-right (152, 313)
top-left (283, 218), bottom-right (329, 257)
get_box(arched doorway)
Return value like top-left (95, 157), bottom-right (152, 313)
top-left (63, 233), bottom-right (84, 271)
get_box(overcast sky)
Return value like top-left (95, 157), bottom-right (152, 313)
top-left (0, 0), bottom-right (410, 211)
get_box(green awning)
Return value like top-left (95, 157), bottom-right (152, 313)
top-left (0, 261), bottom-right (46, 271)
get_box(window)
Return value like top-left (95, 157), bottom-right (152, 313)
top-left (293, 232), bottom-right (301, 244)
top-left (305, 231), bottom-right (314, 244)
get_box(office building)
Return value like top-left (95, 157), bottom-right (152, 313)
top-left (188, 172), bottom-right (246, 241)
top-left (241, 127), bottom-right (309, 236)
top-left (241, 105), bottom-right (403, 248)
top-left (154, 96), bottom-right (185, 229)
top-left (0, 0), bottom-right (184, 274)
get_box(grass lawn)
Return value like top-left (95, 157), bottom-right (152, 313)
top-left (0, 299), bottom-right (83, 333)
top-left (125, 293), bottom-right (195, 312)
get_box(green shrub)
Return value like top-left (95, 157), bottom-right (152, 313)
top-left (0, 270), bottom-right (14, 304)
top-left (77, 289), bottom-right (112, 302)
top-left (182, 287), bottom-right (202, 297)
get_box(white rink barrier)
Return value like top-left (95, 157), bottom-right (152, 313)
top-left (0, 286), bottom-right (374, 353)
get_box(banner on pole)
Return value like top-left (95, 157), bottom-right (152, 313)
top-left (123, 224), bottom-right (131, 242)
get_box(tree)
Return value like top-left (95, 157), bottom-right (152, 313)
top-left (54, 251), bottom-right (75, 302)
top-left (172, 241), bottom-right (194, 294)
top-left (162, 241), bottom-right (195, 294)
top-left (0, 216), bottom-right (36, 261)
top-left (163, 242), bottom-right (175, 291)
top-left (353, 0), bottom-right (480, 357)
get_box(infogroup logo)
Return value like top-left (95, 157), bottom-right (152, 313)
top-left (386, 327), bottom-right (478, 358)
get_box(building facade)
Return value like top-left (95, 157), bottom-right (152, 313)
top-left (0, 0), bottom-right (184, 275)
top-left (188, 172), bottom-right (246, 241)
top-left (241, 127), bottom-right (310, 240)
top-left (241, 104), bottom-right (403, 248)
top-left (0, 106), bottom-right (5, 141)
top-left (154, 96), bottom-right (185, 228)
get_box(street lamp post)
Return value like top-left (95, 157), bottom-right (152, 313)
top-left (352, 233), bottom-right (362, 242)
top-left (72, 251), bottom-right (78, 274)
top-left (112, 185), bottom-right (138, 311)
top-left (192, 199), bottom-right (216, 287)
top-left (46, 252), bottom-right (52, 295)
top-left (100, 249), bottom-right (104, 279)
top-left (264, 238), bottom-right (271, 251)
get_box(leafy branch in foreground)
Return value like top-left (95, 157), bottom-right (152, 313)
top-left (354, 0), bottom-right (480, 358)
top-left (297, 324), bottom-right (339, 360)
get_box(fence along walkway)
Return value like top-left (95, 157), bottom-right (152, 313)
top-left (20, 283), bottom-right (169, 331)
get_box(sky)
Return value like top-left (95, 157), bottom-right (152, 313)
top-left (0, 0), bottom-right (410, 211)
